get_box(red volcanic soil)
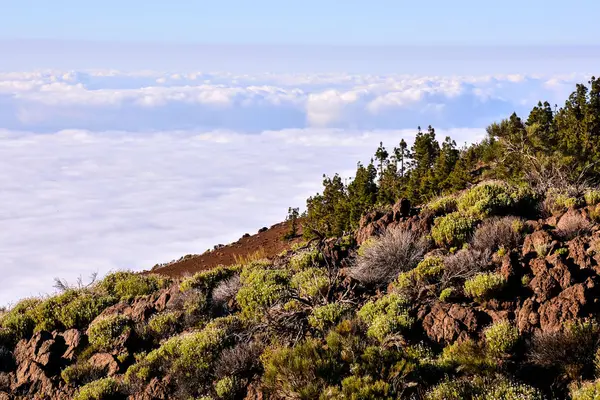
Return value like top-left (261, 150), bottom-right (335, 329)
top-left (147, 221), bottom-right (304, 278)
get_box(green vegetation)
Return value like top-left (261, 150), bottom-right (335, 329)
top-left (236, 268), bottom-right (290, 320)
top-left (464, 273), bottom-right (506, 301)
top-left (291, 267), bottom-right (329, 299)
top-left (88, 314), bottom-right (132, 351)
top-left (431, 212), bottom-right (477, 247)
top-left (357, 293), bottom-right (413, 342)
top-left (308, 303), bottom-right (351, 332)
top-left (98, 271), bottom-right (170, 301)
top-left (484, 320), bottom-right (519, 356)
top-left (74, 377), bottom-right (125, 400)
top-left (180, 265), bottom-right (241, 293)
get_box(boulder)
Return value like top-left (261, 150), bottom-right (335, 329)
top-left (88, 353), bottom-right (120, 376)
top-left (57, 329), bottom-right (85, 362)
top-left (420, 302), bottom-right (483, 344)
top-left (538, 282), bottom-right (589, 332)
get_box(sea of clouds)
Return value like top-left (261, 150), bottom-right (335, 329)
top-left (0, 70), bottom-right (592, 305)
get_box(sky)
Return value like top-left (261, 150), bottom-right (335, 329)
top-left (1, 0), bottom-right (600, 45)
top-left (0, 3), bottom-right (599, 305)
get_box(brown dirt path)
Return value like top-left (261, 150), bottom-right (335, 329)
top-left (147, 221), bottom-right (304, 278)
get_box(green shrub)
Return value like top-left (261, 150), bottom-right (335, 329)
top-left (215, 376), bottom-right (237, 399)
top-left (61, 361), bottom-right (104, 386)
top-left (357, 238), bottom-right (377, 257)
top-left (439, 288), bottom-right (454, 302)
top-left (464, 273), bottom-right (506, 301)
top-left (55, 291), bottom-right (115, 331)
top-left (74, 377), bottom-right (126, 400)
top-left (148, 311), bottom-right (180, 338)
top-left (88, 315), bottom-right (132, 351)
top-left (545, 188), bottom-right (584, 215)
top-left (457, 181), bottom-right (515, 218)
top-left (98, 271), bottom-right (170, 301)
top-left (126, 319), bottom-right (229, 384)
top-left (261, 338), bottom-right (334, 399)
top-left (424, 195), bottom-right (458, 216)
top-left (431, 212), bottom-right (477, 247)
top-left (426, 376), bottom-right (542, 400)
top-left (484, 320), bottom-right (519, 356)
top-left (291, 268), bottom-right (329, 299)
top-left (555, 247), bottom-right (569, 256)
top-left (572, 379), bottom-right (600, 400)
top-left (180, 265), bottom-right (241, 293)
top-left (0, 298), bottom-right (39, 345)
top-left (308, 303), bottom-right (351, 332)
top-left (585, 189), bottom-right (600, 206)
top-left (289, 248), bottom-right (324, 271)
top-left (236, 268), bottom-right (290, 320)
top-left (326, 375), bottom-right (392, 400)
top-left (414, 256), bottom-right (444, 282)
top-left (357, 293), bottom-right (413, 342)
top-left (438, 339), bottom-right (493, 373)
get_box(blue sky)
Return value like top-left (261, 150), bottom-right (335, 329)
top-left (2, 0), bottom-right (599, 45)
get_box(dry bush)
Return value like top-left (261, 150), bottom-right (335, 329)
top-left (234, 248), bottom-right (267, 265)
top-left (529, 322), bottom-right (600, 379)
top-left (214, 341), bottom-right (264, 380)
top-left (556, 212), bottom-right (593, 240)
top-left (441, 248), bottom-right (492, 288)
top-left (350, 227), bottom-right (429, 286)
top-left (212, 274), bottom-right (242, 306)
top-left (471, 216), bottom-right (524, 252)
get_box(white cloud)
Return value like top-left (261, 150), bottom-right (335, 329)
top-left (0, 127), bottom-right (484, 306)
top-left (0, 70), bottom-right (591, 133)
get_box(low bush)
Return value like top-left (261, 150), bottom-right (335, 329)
top-left (291, 268), bottom-right (329, 299)
top-left (350, 227), bottom-right (428, 286)
top-left (308, 303), bottom-right (351, 332)
top-left (441, 248), bottom-right (491, 288)
top-left (431, 212), bottom-right (477, 248)
top-left (571, 379), bottom-right (600, 400)
top-left (148, 311), bottom-right (180, 339)
top-left (414, 256), bottom-right (445, 283)
top-left (98, 271), bottom-right (170, 301)
top-left (236, 268), bottom-right (290, 321)
top-left (484, 320), bottom-right (519, 356)
top-left (180, 265), bottom-right (241, 293)
top-left (212, 275), bottom-right (242, 307)
top-left (357, 293), bottom-right (413, 342)
top-left (215, 376), bottom-right (237, 399)
top-left (471, 216), bottom-right (524, 252)
top-left (322, 375), bottom-right (392, 400)
top-left (585, 189), bottom-right (600, 206)
top-left (126, 318), bottom-right (232, 389)
top-left (0, 298), bottom-right (39, 345)
top-left (214, 341), bottom-right (263, 380)
top-left (74, 377), bottom-right (126, 400)
top-left (261, 338), bottom-right (334, 399)
top-left (439, 288), bottom-right (454, 302)
top-left (438, 339), bottom-right (493, 373)
top-left (529, 321), bottom-right (600, 379)
top-left (457, 181), bottom-right (515, 218)
top-left (88, 314), bottom-right (132, 352)
top-left (424, 195), bottom-right (458, 216)
top-left (426, 376), bottom-right (542, 400)
top-left (61, 361), bottom-right (105, 386)
top-left (289, 248), bottom-right (324, 271)
top-left (544, 188), bottom-right (584, 215)
top-left (463, 273), bottom-right (506, 301)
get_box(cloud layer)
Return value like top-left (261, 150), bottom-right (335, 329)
top-left (0, 127), bottom-right (484, 305)
top-left (0, 70), bottom-right (588, 132)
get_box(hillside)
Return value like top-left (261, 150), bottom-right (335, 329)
top-left (1, 78), bottom-right (600, 400)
